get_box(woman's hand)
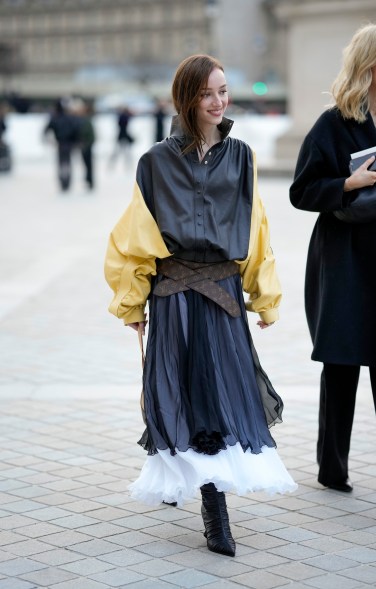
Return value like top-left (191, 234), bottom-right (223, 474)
top-left (257, 320), bottom-right (274, 330)
top-left (127, 320), bottom-right (147, 334)
top-left (344, 155), bottom-right (376, 191)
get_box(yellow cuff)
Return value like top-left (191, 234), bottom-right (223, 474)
top-left (123, 306), bottom-right (146, 325)
top-left (258, 308), bottom-right (279, 324)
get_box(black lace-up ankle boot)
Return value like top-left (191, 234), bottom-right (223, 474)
top-left (200, 483), bottom-right (236, 557)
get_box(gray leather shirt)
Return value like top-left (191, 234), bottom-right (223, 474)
top-left (136, 115), bottom-right (254, 263)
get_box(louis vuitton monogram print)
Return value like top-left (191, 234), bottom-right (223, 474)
top-left (154, 258), bottom-right (241, 317)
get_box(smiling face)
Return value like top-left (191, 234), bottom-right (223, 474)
top-left (196, 67), bottom-right (228, 132)
top-left (171, 55), bottom-right (228, 153)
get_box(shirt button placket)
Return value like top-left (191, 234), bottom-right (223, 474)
top-left (199, 155), bottom-right (209, 239)
top-left (197, 194), bottom-right (203, 226)
top-left (197, 166), bottom-right (205, 242)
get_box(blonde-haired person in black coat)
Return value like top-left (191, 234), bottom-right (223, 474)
top-left (290, 23), bottom-right (376, 493)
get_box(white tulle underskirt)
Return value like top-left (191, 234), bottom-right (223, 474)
top-left (129, 443), bottom-right (298, 507)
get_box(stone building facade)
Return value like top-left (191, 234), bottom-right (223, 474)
top-left (272, 0), bottom-right (376, 165)
top-left (0, 0), bottom-right (214, 97)
top-left (0, 0), bottom-right (286, 104)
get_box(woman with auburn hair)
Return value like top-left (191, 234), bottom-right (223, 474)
top-left (105, 54), bottom-right (296, 557)
top-left (290, 24), bottom-right (376, 494)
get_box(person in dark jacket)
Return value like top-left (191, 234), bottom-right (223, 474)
top-left (0, 103), bottom-right (11, 173)
top-left (154, 98), bottom-right (168, 142)
top-left (0, 105), bottom-right (6, 142)
top-left (44, 99), bottom-right (80, 191)
top-left (105, 54), bottom-right (296, 557)
top-left (109, 105), bottom-right (135, 166)
top-left (290, 23), bottom-right (376, 493)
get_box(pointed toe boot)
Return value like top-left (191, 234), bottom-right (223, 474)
top-left (200, 483), bottom-right (236, 557)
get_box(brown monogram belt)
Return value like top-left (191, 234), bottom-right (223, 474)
top-left (153, 258), bottom-right (241, 317)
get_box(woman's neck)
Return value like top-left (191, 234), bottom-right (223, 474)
top-left (197, 126), bottom-right (221, 160)
top-left (201, 125), bottom-right (221, 148)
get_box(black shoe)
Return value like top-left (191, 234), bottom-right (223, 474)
top-left (321, 478), bottom-right (353, 493)
top-left (200, 483), bottom-right (236, 557)
top-left (162, 500), bottom-right (177, 507)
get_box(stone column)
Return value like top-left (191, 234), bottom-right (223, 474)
top-left (273, 0), bottom-right (376, 168)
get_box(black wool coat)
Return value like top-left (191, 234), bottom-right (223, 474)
top-left (290, 107), bottom-right (376, 366)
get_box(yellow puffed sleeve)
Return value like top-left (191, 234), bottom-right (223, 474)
top-left (236, 151), bottom-right (282, 324)
top-left (104, 182), bottom-right (171, 324)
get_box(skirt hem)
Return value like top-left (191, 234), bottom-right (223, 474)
top-left (128, 442), bottom-right (298, 507)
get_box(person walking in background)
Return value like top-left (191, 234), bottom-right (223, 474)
top-left (44, 99), bottom-right (80, 191)
top-left (105, 54), bottom-right (297, 557)
top-left (0, 104), bottom-right (6, 142)
top-left (76, 100), bottom-right (96, 191)
top-left (154, 98), bottom-right (168, 142)
top-left (0, 103), bottom-right (11, 173)
top-left (290, 23), bottom-right (376, 493)
top-left (109, 105), bottom-right (135, 166)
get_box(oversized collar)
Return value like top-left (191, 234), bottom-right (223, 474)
top-left (170, 114), bottom-right (234, 142)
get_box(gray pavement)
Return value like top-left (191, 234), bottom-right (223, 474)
top-left (1, 136), bottom-right (376, 589)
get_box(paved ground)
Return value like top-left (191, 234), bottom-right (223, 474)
top-left (1, 124), bottom-right (376, 589)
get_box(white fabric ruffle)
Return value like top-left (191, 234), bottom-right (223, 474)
top-left (129, 443), bottom-right (298, 507)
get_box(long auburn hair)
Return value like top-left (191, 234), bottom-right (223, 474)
top-left (331, 23), bottom-right (376, 122)
top-left (171, 54), bottom-right (225, 154)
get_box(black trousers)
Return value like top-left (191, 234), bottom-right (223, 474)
top-left (317, 363), bottom-right (376, 485)
top-left (81, 145), bottom-right (94, 188)
top-left (57, 143), bottom-right (72, 190)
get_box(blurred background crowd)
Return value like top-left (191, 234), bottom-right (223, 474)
top-left (0, 0), bottom-right (375, 186)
